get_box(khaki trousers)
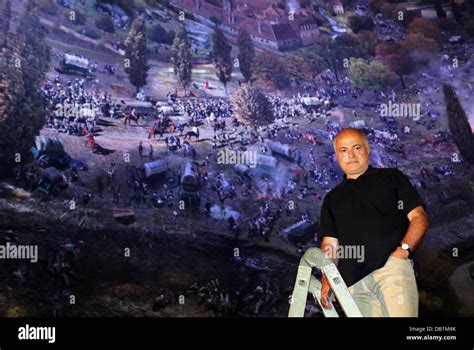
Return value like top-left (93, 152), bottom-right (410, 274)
top-left (348, 256), bottom-right (419, 317)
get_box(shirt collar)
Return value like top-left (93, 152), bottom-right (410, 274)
top-left (341, 165), bottom-right (379, 184)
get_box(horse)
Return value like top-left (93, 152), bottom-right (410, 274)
top-left (123, 113), bottom-right (141, 126)
top-left (184, 127), bottom-right (199, 141)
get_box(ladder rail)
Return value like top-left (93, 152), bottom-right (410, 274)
top-left (308, 275), bottom-right (339, 317)
top-left (321, 264), bottom-right (363, 317)
top-left (288, 247), bottom-right (362, 317)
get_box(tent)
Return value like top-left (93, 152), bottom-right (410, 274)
top-left (256, 155), bottom-right (278, 169)
top-left (63, 54), bottom-right (89, 70)
top-left (144, 160), bottom-right (168, 178)
top-left (349, 120), bottom-right (367, 129)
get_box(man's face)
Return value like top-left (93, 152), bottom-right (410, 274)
top-left (334, 131), bottom-right (370, 178)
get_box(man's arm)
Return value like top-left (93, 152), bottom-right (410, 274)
top-left (321, 236), bottom-right (339, 264)
top-left (391, 205), bottom-right (429, 259)
top-left (320, 236), bottom-right (339, 309)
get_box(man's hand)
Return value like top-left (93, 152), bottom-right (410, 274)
top-left (320, 236), bottom-right (339, 309)
top-left (390, 246), bottom-right (409, 259)
top-left (320, 273), bottom-right (333, 309)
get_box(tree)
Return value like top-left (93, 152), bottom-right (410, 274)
top-left (18, 1), bottom-right (50, 75)
top-left (401, 33), bottom-right (438, 66)
top-left (149, 24), bottom-right (166, 43)
top-left (149, 24), bottom-right (174, 44)
top-left (0, 2), bottom-right (51, 177)
top-left (283, 52), bottom-right (315, 83)
top-left (298, 49), bottom-right (327, 76)
top-left (334, 33), bottom-right (369, 60)
top-left (253, 51), bottom-right (290, 89)
top-left (237, 28), bottom-right (255, 83)
top-left (0, 43), bottom-right (26, 177)
top-left (232, 84), bottom-right (274, 127)
top-left (407, 18), bottom-right (441, 41)
top-left (375, 43), bottom-right (412, 89)
top-left (171, 26), bottom-right (193, 95)
top-left (348, 15), bottom-right (374, 33)
top-left (400, 33), bottom-right (439, 53)
top-left (315, 34), bottom-right (368, 81)
top-left (443, 84), bottom-right (474, 164)
top-left (438, 17), bottom-right (458, 31)
top-left (380, 3), bottom-right (396, 19)
top-left (17, 1), bottom-right (51, 135)
top-left (402, 33), bottom-right (439, 52)
top-left (124, 17), bottom-right (149, 94)
top-left (369, 0), bottom-right (388, 13)
top-left (166, 30), bottom-right (176, 45)
top-left (348, 58), bottom-right (396, 97)
top-left (212, 27), bottom-right (232, 94)
top-left (314, 36), bottom-right (340, 80)
top-left (0, 27), bottom-right (21, 126)
top-left (356, 30), bottom-right (382, 56)
top-left (282, 49), bottom-right (326, 83)
top-left (336, 33), bottom-right (371, 74)
top-left (464, 16), bottom-right (474, 37)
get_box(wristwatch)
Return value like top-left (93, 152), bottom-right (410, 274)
top-left (399, 243), bottom-right (412, 257)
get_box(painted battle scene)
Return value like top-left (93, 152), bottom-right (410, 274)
top-left (0, 0), bottom-right (473, 318)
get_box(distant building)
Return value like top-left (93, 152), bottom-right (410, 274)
top-left (170, 0), bottom-right (321, 51)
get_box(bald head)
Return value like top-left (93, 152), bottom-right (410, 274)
top-left (333, 128), bottom-right (370, 152)
top-left (333, 128), bottom-right (371, 180)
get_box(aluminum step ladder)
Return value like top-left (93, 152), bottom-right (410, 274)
top-left (288, 247), bottom-right (362, 317)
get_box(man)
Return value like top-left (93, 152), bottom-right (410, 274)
top-left (204, 199), bottom-right (211, 217)
top-left (86, 133), bottom-right (95, 150)
top-left (112, 184), bottom-right (120, 204)
top-left (228, 215), bottom-right (236, 231)
top-left (149, 143), bottom-right (154, 160)
top-left (319, 128), bottom-right (428, 317)
top-left (123, 112), bottom-right (130, 126)
top-left (138, 141), bottom-right (144, 157)
top-left (148, 125), bottom-right (155, 140)
top-left (96, 175), bottom-right (105, 198)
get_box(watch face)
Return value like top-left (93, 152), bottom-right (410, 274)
top-left (401, 243), bottom-right (409, 250)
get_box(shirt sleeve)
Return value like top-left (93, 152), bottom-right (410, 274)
top-left (391, 169), bottom-right (426, 217)
top-left (319, 194), bottom-right (339, 239)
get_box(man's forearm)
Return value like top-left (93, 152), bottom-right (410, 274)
top-left (321, 242), bottom-right (339, 265)
top-left (401, 214), bottom-right (429, 251)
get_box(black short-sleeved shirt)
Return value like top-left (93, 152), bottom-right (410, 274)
top-left (319, 165), bottom-right (426, 287)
